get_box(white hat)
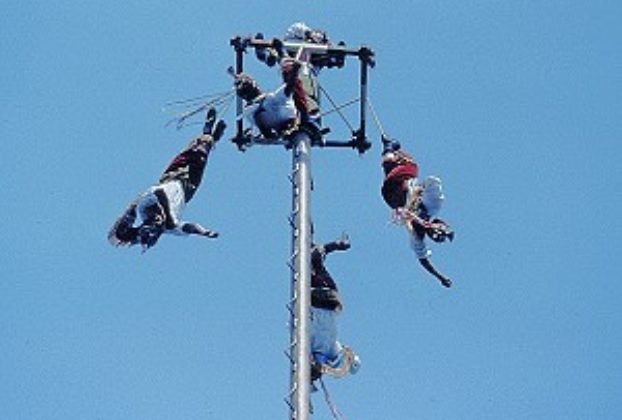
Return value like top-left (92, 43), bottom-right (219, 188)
top-left (421, 176), bottom-right (444, 217)
top-left (285, 22), bottom-right (312, 41)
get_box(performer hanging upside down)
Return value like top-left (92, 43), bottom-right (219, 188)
top-left (234, 58), bottom-right (306, 140)
top-left (108, 108), bottom-right (226, 252)
top-left (381, 136), bottom-right (454, 288)
top-left (310, 233), bottom-right (361, 388)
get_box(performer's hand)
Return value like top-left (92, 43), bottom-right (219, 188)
top-left (438, 275), bottom-right (452, 288)
top-left (204, 230), bottom-right (219, 239)
top-left (335, 232), bottom-right (351, 250)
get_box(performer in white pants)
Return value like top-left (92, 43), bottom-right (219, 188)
top-left (310, 235), bottom-right (360, 385)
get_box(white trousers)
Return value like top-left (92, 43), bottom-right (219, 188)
top-left (311, 307), bottom-right (341, 364)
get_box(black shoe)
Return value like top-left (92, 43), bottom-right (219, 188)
top-left (272, 38), bottom-right (284, 57)
top-left (203, 107), bottom-right (217, 135)
top-left (439, 277), bottom-right (452, 288)
top-left (255, 33), bottom-right (268, 62)
top-left (335, 232), bottom-right (351, 250)
top-left (311, 361), bottom-right (323, 382)
top-left (212, 120), bottom-right (226, 142)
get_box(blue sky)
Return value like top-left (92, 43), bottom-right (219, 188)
top-left (2, 1), bottom-right (621, 419)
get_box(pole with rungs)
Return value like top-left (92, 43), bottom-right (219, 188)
top-left (288, 130), bottom-right (313, 420)
top-left (229, 34), bottom-right (375, 420)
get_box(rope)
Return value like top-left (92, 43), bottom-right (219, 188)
top-left (319, 377), bottom-right (347, 420)
top-left (318, 84), bottom-right (356, 132)
top-left (213, 91), bottom-right (235, 131)
top-left (321, 347), bottom-right (356, 378)
top-left (318, 97), bottom-right (360, 118)
top-left (163, 90), bottom-right (234, 108)
top-left (165, 89), bottom-right (236, 130)
top-left (367, 96), bottom-right (388, 138)
top-left (294, 44), bottom-right (307, 61)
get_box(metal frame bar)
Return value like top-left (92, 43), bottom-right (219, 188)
top-left (248, 38), bottom-right (373, 60)
top-left (230, 37), bottom-right (248, 149)
top-left (229, 36), bottom-right (375, 153)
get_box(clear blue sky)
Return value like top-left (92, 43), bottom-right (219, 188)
top-left (2, 1), bottom-right (621, 419)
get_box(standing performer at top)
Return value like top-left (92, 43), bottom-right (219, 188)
top-left (249, 22), bottom-right (345, 141)
top-left (108, 108), bottom-right (225, 252)
top-left (380, 135), bottom-right (454, 287)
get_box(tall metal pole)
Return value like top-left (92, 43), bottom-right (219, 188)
top-left (288, 130), bottom-right (313, 420)
top-left (233, 38), bottom-right (245, 143)
top-left (229, 36), bottom-right (374, 419)
top-left (359, 55), bottom-right (368, 145)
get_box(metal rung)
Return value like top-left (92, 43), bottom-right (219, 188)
top-left (287, 299), bottom-right (296, 311)
top-left (286, 385), bottom-right (297, 398)
top-left (284, 350), bottom-right (295, 363)
top-left (284, 398), bottom-right (295, 412)
top-left (288, 260), bottom-right (298, 273)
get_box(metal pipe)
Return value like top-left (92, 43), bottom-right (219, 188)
top-left (359, 56), bottom-right (368, 146)
top-left (247, 38), bottom-right (364, 58)
top-left (288, 130), bottom-right (313, 420)
top-left (234, 44), bottom-right (245, 141)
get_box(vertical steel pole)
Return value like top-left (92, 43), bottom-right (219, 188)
top-left (359, 57), bottom-right (368, 141)
top-left (288, 130), bottom-right (313, 420)
top-left (234, 42), bottom-right (245, 139)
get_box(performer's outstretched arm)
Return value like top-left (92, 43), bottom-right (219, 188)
top-left (179, 222), bottom-right (219, 238)
top-left (418, 257), bottom-right (452, 288)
